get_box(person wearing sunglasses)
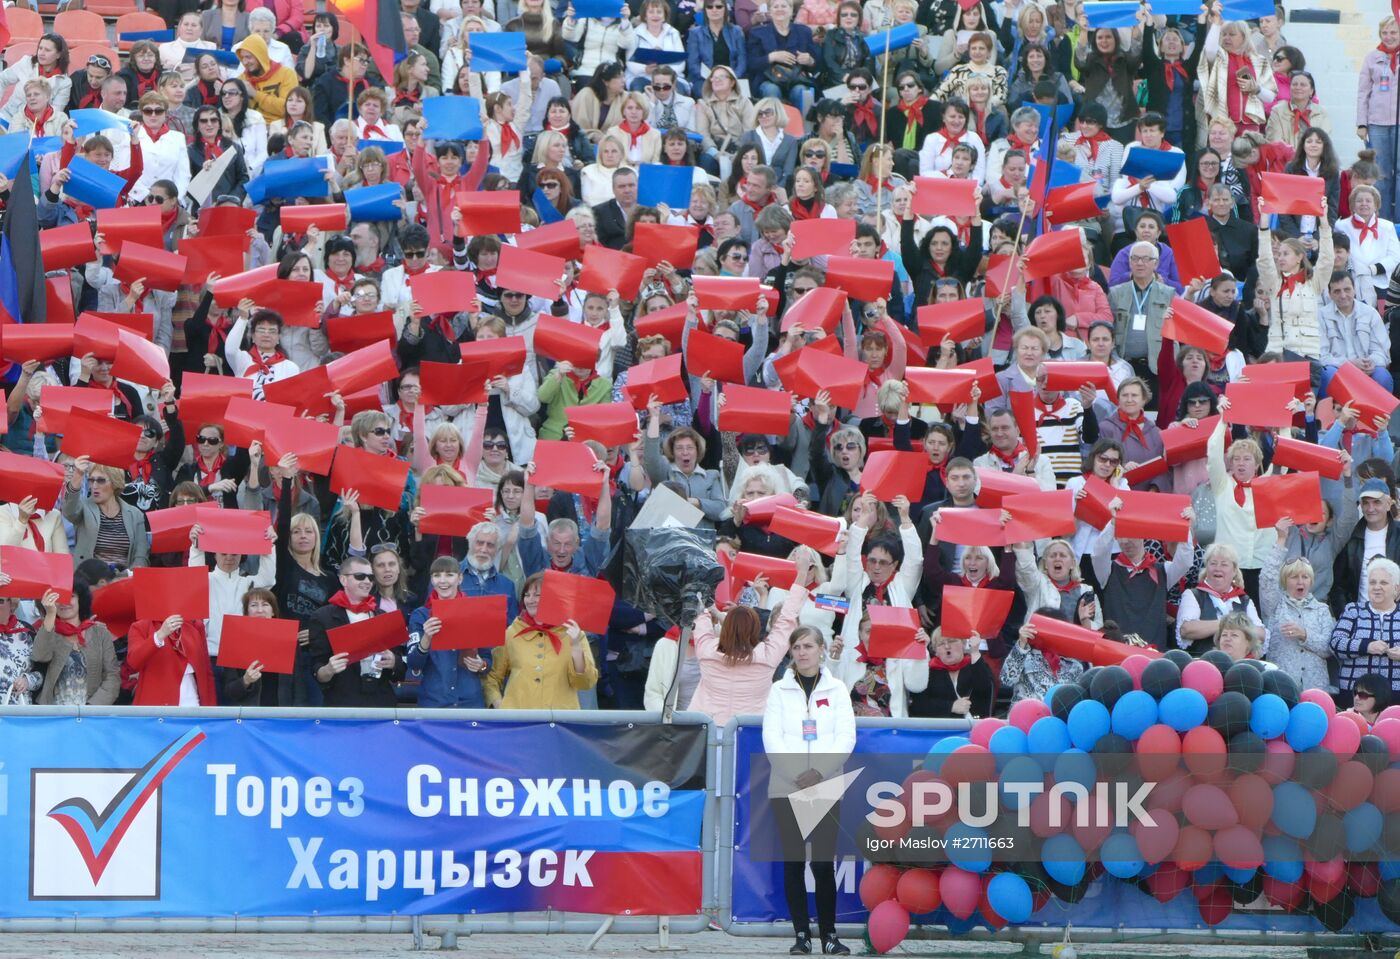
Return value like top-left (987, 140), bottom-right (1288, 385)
top-left (130, 91), bottom-right (191, 204)
top-left (308, 555), bottom-right (406, 708)
top-left (686, 0), bottom-right (746, 92)
top-left (63, 458), bottom-right (151, 570)
top-left (378, 224), bottom-right (438, 320)
top-left (218, 78), bottom-right (270, 178)
top-left (174, 424), bottom-right (245, 507)
top-left (188, 106), bottom-right (251, 203)
top-left (323, 411), bottom-right (417, 570)
top-left (121, 412), bottom-right (188, 514)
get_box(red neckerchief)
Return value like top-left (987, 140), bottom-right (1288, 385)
top-left (959, 574), bottom-right (988, 588)
top-left (395, 88), bottom-right (422, 108)
top-left (328, 590), bottom-right (378, 616)
top-left (1036, 395), bottom-right (1066, 419)
top-left (135, 70), bottom-right (161, 96)
top-left (865, 359), bottom-right (887, 392)
top-left (519, 610), bottom-right (563, 653)
top-left (741, 193), bottom-right (767, 216)
top-left (940, 130), bottom-right (965, 154)
top-left (1278, 271), bottom-right (1304, 297)
top-left (620, 120), bottom-right (650, 149)
top-left (930, 654), bottom-right (971, 672)
top-left (129, 455), bottom-right (153, 484)
top-left (854, 642), bottom-right (884, 664)
top-left (362, 256), bottom-right (386, 274)
top-left (1292, 108), bottom-right (1312, 136)
top-left (428, 313), bottom-right (456, 341)
top-left (990, 442), bottom-right (1026, 469)
top-left (25, 515), bottom-right (44, 552)
top-left (1379, 43), bottom-right (1400, 75)
top-left (852, 97), bottom-right (878, 136)
top-left (1114, 551), bottom-right (1159, 584)
top-left (195, 78), bottom-right (220, 106)
top-left (499, 123), bottom-right (521, 156)
top-left (866, 570), bottom-right (891, 604)
top-left (1197, 176), bottom-right (1214, 193)
top-left (928, 457), bottom-right (949, 486)
top-left (1199, 581), bottom-right (1247, 603)
top-left (247, 348), bottom-right (287, 376)
top-left (565, 368), bottom-right (597, 397)
top-left (426, 591), bottom-right (459, 614)
top-left (1226, 52), bottom-right (1254, 118)
top-left (896, 96), bottom-right (928, 123)
top-left (362, 121), bottom-right (390, 139)
top-left (208, 314), bottom-right (233, 354)
top-left (1164, 61), bottom-right (1187, 91)
top-left (929, 257), bottom-right (948, 279)
top-left (790, 196), bottom-right (824, 220)
top-left (1232, 477), bottom-right (1252, 506)
top-left (37, 62), bottom-right (61, 79)
top-left (24, 104), bottom-right (53, 132)
top-left (404, 260), bottom-right (432, 277)
top-left (547, 121), bottom-right (571, 134)
top-left (1051, 577), bottom-right (1080, 594)
top-left (1127, 176), bottom-right (1154, 207)
top-left (1040, 644), bottom-right (1064, 676)
top-left (955, 217), bottom-right (972, 245)
top-left (203, 136), bottom-right (225, 160)
top-left (160, 206), bottom-right (178, 236)
top-left (863, 175), bottom-right (891, 195)
top-left (195, 452), bottom-right (226, 487)
top-left (0, 615), bottom-right (29, 636)
top-left (1353, 216), bottom-right (1379, 243)
top-left (89, 377), bottom-right (133, 417)
top-left (54, 618), bottom-right (96, 645)
top-left (1117, 410), bottom-right (1147, 445)
top-left (77, 88), bottom-right (102, 109)
top-left (397, 405), bottom-right (414, 435)
top-left (1077, 130), bottom-right (1111, 161)
top-left (326, 269), bottom-right (355, 294)
top-left (1007, 132), bottom-right (1036, 153)
top-left (145, 121), bottom-right (171, 142)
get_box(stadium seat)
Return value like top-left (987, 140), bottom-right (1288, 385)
top-left (2, 41), bottom-right (39, 65)
top-left (86, 0), bottom-right (143, 17)
top-left (6, 8), bottom-right (44, 40)
top-left (70, 42), bottom-right (120, 68)
top-left (52, 9), bottom-right (109, 42)
top-left (114, 11), bottom-right (169, 49)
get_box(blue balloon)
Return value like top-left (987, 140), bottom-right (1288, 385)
top-left (1249, 693), bottom-right (1290, 740)
top-left (946, 823), bottom-right (991, 873)
top-left (1271, 781), bottom-right (1317, 839)
top-left (1193, 862), bottom-right (1225, 885)
top-left (1101, 831), bottom-right (1144, 879)
top-left (1111, 690), bottom-right (1158, 741)
top-left (1344, 803), bottom-right (1383, 854)
top-left (1262, 836), bottom-right (1304, 883)
top-left (1052, 748), bottom-right (1097, 793)
top-left (1044, 683), bottom-right (1064, 707)
top-left (1027, 715), bottom-right (1072, 757)
top-left (1042, 834), bottom-right (1086, 885)
top-left (1381, 860), bottom-right (1400, 881)
top-left (1068, 699), bottom-right (1111, 750)
top-left (1285, 702), bottom-right (1328, 751)
top-left (1158, 687), bottom-right (1208, 732)
top-left (1000, 756), bottom-right (1045, 808)
top-left (987, 873), bottom-right (1034, 923)
top-left (1224, 866), bottom-right (1257, 884)
top-left (922, 735), bottom-right (971, 773)
top-left (989, 725), bottom-right (1030, 770)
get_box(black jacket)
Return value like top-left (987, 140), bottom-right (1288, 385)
top-left (1331, 520), bottom-right (1400, 615)
top-left (306, 604), bottom-right (406, 707)
top-left (188, 139), bottom-right (251, 202)
top-left (591, 199), bottom-right (631, 250)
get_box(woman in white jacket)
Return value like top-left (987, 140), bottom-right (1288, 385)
top-left (828, 494), bottom-right (928, 718)
top-left (189, 522), bottom-right (276, 660)
top-left (761, 625), bottom-right (855, 956)
top-left (0, 34), bottom-right (72, 129)
top-left (561, 5), bottom-right (635, 85)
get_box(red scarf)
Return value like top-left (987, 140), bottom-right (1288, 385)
top-left (1164, 60), bottom-right (1188, 91)
top-left (208, 314), bottom-right (233, 355)
top-left (328, 590), bottom-right (378, 616)
top-left (1114, 551), bottom-right (1159, 584)
top-left (395, 87), bottom-right (422, 108)
top-left (866, 571), bottom-right (891, 605)
top-left (930, 654), bottom-right (971, 672)
top-left (518, 610), bottom-right (563, 653)
top-left (1199, 581), bottom-right (1247, 603)
top-left (1232, 477), bottom-right (1252, 506)
top-left (740, 193), bottom-right (767, 217)
top-left (1051, 577), bottom-right (1080, 594)
top-left (404, 260), bottom-right (432, 277)
top-left (1379, 43), bottom-right (1400, 75)
top-left (1007, 132), bottom-right (1036, 153)
top-left (990, 442), bottom-right (1027, 469)
top-left (566, 368), bottom-right (597, 397)
top-left (24, 104), bottom-right (53, 132)
top-left (789, 196), bottom-right (825, 220)
top-left (246, 348), bottom-right (287, 376)
top-left (1353, 216), bottom-right (1379, 243)
top-left (896, 95), bottom-right (928, 124)
top-left (499, 123), bottom-right (521, 156)
top-left (326, 269), bottom-right (355, 294)
top-left (76, 87), bottom-right (102, 109)
top-left (37, 62), bottom-right (61, 79)
top-left (25, 516), bottom-right (45, 552)
top-left (1226, 52), bottom-right (1254, 120)
top-left (1292, 107), bottom-right (1312, 137)
top-left (428, 313), bottom-right (456, 342)
top-left (195, 452), bottom-right (226, 487)
top-left (128, 455), bottom-right (153, 485)
top-left (940, 130), bottom-right (964, 154)
top-left (361, 256), bottom-right (386, 274)
top-left (1117, 410), bottom-right (1147, 446)
top-left (54, 618), bottom-right (96, 645)
top-left (203, 137), bottom-right (225, 160)
top-left (1127, 176), bottom-right (1154, 207)
top-left (145, 122), bottom-right (171, 142)
top-left (1278, 271), bottom-right (1304, 297)
top-left (852, 97), bottom-right (878, 136)
top-left (89, 377), bottom-right (133, 418)
top-left (863, 175), bottom-right (892, 196)
top-left (1076, 130), bottom-right (1112, 161)
top-left (619, 120), bottom-right (650, 150)
top-left (195, 78), bottom-right (220, 106)
top-left (0, 615), bottom-right (29, 636)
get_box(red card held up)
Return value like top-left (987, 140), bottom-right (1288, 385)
top-left (941, 585), bottom-right (1015, 640)
top-left (96, 206), bottom-right (162, 255)
top-left (781, 287), bottom-right (847, 333)
top-left (729, 552), bottom-right (798, 591)
top-left (1241, 360), bottom-right (1311, 399)
top-left (329, 613), bottom-right (409, 661)
top-left (113, 241), bottom-right (188, 293)
top-left (40, 222), bottom-right (97, 271)
top-left (1113, 491), bottom-right (1192, 542)
top-left (905, 368), bottom-right (978, 406)
top-left (536, 569), bottom-right (615, 635)
top-left (263, 364), bottom-right (335, 417)
top-left (576, 244), bottom-right (648, 299)
top-left (199, 206), bottom-right (256, 237)
top-left (259, 279), bottom-right (324, 329)
top-left (428, 595), bottom-right (509, 649)
top-left (73, 312), bottom-right (126, 362)
top-left (631, 223), bottom-right (699, 270)
top-left (866, 606), bottom-right (926, 659)
top-left (454, 191), bottom-right (522, 235)
top-left (0, 449), bottom-right (65, 507)
top-left (327, 339), bottom-right (399, 396)
top-left (409, 269), bottom-right (479, 317)
top-left (1044, 181), bottom-right (1103, 225)
top-left (420, 359), bottom-right (488, 407)
top-left (460, 336), bottom-right (527, 377)
top-left (329, 445), bottom-right (410, 511)
top-left (279, 204), bottom-right (348, 234)
top-left (1023, 228), bottom-right (1086, 281)
top-left (1163, 296), bottom-right (1232, 356)
top-left (738, 493), bottom-right (797, 526)
top-left (789, 346), bottom-right (867, 410)
top-left (133, 565), bottom-right (210, 622)
top-left (974, 468), bottom-right (1040, 508)
top-left (917, 299), bottom-right (985, 349)
top-left (685, 327), bottom-right (746, 383)
top-left (534, 314), bottom-right (604, 370)
top-left (1327, 362), bottom-right (1400, 433)
top-left (692, 275), bottom-right (760, 311)
top-left (1074, 474), bottom-right (1119, 530)
top-left (717, 383), bottom-right (792, 435)
top-left (624, 353), bottom-right (688, 408)
top-left (1223, 381), bottom-right (1295, 429)
top-left (1122, 456), bottom-right (1169, 487)
top-left (221, 396), bottom-right (295, 449)
top-left (1260, 172), bottom-right (1326, 217)
top-left (211, 264), bottom-right (280, 307)
top-left (824, 255), bottom-right (893, 302)
top-left (860, 451), bottom-right (929, 503)
top-left (767, 505), bottom-right (842, 556)
top-left (1251, 471), bottom-right (1324, 529)
top-left (566, 402), bottom-right (639, 447)
top-left (1002, 489), bottom-right (1077, 542)
top-left (326, 310), bottom-right (397, 354)
top-left (216, 616), bottom-right (299, 673)
top-left (59, 407), bottom-right (143, 468)
top-left (193, 504), bottom-right (271, 555)
top-left (0, 546), bottom-right (74, 603)
top-left (513, 220), bottom-right (582, 261)
top-left (147, 503), bottom-right (202, 553)
top-left (418, 484), bottom-right (494, 536)
top-left (1163, 218), bottom-right (1222, 285)
top-left (496, 243), bottom-right (568, 299)
top-left (911, 176), bottom-right (978, 217)
top-left (1041, 361), bottom-right (1113, 393)
top-left (1161, 415), bottom-right (1219, 464)
top-left (113, 329), bottom-right (170, 391)
top-left (178, 234), bottom-right (249, 286)
top-left (35, 384), bottom-right (110, 435)
top-left (790, 218), bottom-right (855, 260)
top-left (2, 323), bottom-right (75, 363)
top-left (1271, 436), bottom-right (1345, 481)
top-left (958, 356), bottom-right (1001, 402)
top-left (634, 302), bottom-right (688, 349)
top-left (531, 439), bottom-right (602, 496)
top-left (1028, 613), bottom-right (1102, 664)
top-left (933, 507), bottom-right (1006, 547)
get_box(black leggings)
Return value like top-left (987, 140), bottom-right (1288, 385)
top-left (773, 798), bottom-right (839, 939)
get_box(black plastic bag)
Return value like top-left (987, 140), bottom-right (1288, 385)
top-left (615, 527), bottom-right (725, 628)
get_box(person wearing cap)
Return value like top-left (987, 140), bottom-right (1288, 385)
top-left (1332, 478), bottom-right (1400, 613)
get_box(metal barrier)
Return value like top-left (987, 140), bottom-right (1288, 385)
top-left (0, 706), bottom-right (718, 950)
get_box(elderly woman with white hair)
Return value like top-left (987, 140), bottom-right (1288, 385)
top-left (1176, 542), bottom-right (1268, 658)
top-left (1331, 557), bottom-right (1400, 699)
top-left (1261, 525), bottom-right (1334, 691)
top-left (721, 464), bottom-right (798, 557)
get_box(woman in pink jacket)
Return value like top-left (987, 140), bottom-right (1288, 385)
top-left (688, 553), bottom-right (814, 726)
top-left (1357, 17), bottom-right (1400, 220)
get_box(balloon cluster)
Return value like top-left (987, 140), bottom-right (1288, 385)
top-left (858, 650), bottom-right (1400, 954)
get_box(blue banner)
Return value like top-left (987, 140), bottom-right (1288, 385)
top-left (1, 715), bottom-right (706, 918)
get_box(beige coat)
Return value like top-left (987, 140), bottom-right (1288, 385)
top-left (31, 623), bottom-right (120, 706)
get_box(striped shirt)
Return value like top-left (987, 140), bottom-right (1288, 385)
top-left (1034, 397), bottom-right (1088, 487)
top-left (1330, 602), bottom-right (1400, 693)
top-left (93, 513), bottom-right (130, 567)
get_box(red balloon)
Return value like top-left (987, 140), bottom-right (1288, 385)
top-left (1173, 824), bottom-right (1214, 871)
top-left (1121, 654), bottom-right (1152, 689)
top-left (1378, 704), bottom-right (1400, 724)
top-left (1321, 714), bottom-right (1362, 761)
top-left (1182, 660), bottom-right (1224, 703)
top-left (1213, 824), bottom-right (1264, 870)
top-left (1009, 698), bottom-right (1051, 732)
top-left (970, 717), bottom-right (1007, 748)
top-left (1228, 773), bottom-right (1275, 831)
top-left (1371, 768), bottom-right (1400, 813)
top-left (1183, 783), bottom-right (1238, 830)
top-left (1135, 724), bottom-right (1183, 781)
top-left (1262, 876), bottom-right (1305, 910)
top-left (1347, 862), bottom-right (1381, 897)
top-left (896, 868), bottom-right (942, 915)
top-left (867, 900), bottom-right (911, 954)
top-left (1029, 790), bottom-right (1074, 839)
top-left (1307, 870), bottom-right (1345, 904)
top-left (1300, 688), bottom-right (1336, 716)
top-left (859, 863), bottom-right (902, 910)
top-left (1195, 883), bottom-right (1234, 926)
top-left (1132, 807), bottom-right (1181, 864)
top-left (1147, 771), bottom-right (1192, 813)
top-left (1324, 760), bottom-right (1373, 812)
top-left (1371, 718), bottom-right (1400, 761)
top-left (1146, 863), bottom-right (1192, 902)
top-left (1183, 726), bottom-right (1227, 779)
top-left (941, 867), bottom-right (982, 920)
top-left (943, 744), bottom-right (997, 788)
top-left (1259, 738), bottom-right (1296, 785)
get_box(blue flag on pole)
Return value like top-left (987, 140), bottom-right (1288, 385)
top-left (864, 22), bottom-right (919, 55)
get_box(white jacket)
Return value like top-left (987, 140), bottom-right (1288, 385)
top-left (131, 126), bottom-right (192, 203)
top-left (762, 667), bottom-right (856, 797)
top-left (190, 548), bottom-right (276, 655)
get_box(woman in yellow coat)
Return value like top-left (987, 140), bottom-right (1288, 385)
top-left (485, 572), bottom-right (599, 709)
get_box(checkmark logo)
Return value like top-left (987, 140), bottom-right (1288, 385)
top-left (45, 729), bottom-right (205, 885)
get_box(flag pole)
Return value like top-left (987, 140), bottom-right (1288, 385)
top-left (347, 23), bottom-right (359, 129)
top-left (874, 25), bottom-right (893, 218)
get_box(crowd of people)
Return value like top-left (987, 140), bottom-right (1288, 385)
top-left (0, 0), bottom-right (1393, 767)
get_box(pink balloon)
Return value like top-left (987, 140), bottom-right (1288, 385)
top-left (1260, 738), bottom-right (1296, 784)
top-left (1131, 807), bottom-right (1181, 864)
top-left (969, 717), bottom-right (1007, 748)
top-left (1183, 783), bottom-right (1239, 830)
top-left (940, 867), bottom-right (982, 920)
top-left (1121, 654), bottom-right (1153, 689)
top-left (1213, 824), bottom-right (1264, 870)
top-left (859, 863), bottom-right (901, 910)
top-left (1181, 660), bottom-right (1224, 703)
top-left (1372, 718), bottom-right (1400, 762)
top-left (1028, 790), bottom-right (1073, 838)
top-left (1299, 688), bottom-right (1336, 716)
top-left (867, 900), bottom-right (910, 954)
top-left (1305, 856), bottom-right (1345, 884)
top-left (1321, 713), bottom-right (1362, 761)
top-left (1009, 698), bottom-right (1051, 733)
top-left (1379, 705), bottom-right (1400, 724)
